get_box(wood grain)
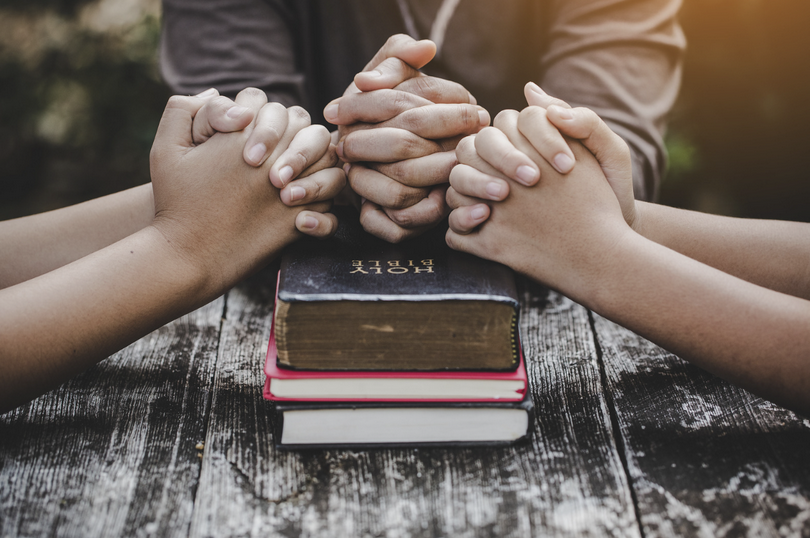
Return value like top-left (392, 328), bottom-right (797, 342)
top-left (189, 272), bottom-right (641, 537)
top-left (592, 313), bottom-right (810, 537)
top-left (0, 298), bottom-right (224, 538)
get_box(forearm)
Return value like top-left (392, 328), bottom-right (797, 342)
top-left (635, 201), bottom-right (810, 300)
top-left (0, 226), bottom-right (213, 413)
top-left (0, 184), bottom-right (154, 288)
top-left (579, 232), bottom-right (810, 416)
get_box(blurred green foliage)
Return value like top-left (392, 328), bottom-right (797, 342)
top-left (0, 0), bottom-right (168, 220)
top-left (0, 0), bottom-right (808, 221)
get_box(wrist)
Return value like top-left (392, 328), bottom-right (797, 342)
top-left (629, 200), bottom-right (646, 235)
top-left (580, 229), bottom-right (651, 315)
top-left (144, 221), bottom-right (222, 302)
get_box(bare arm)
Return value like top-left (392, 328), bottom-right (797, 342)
top-left (588, 229), bottom-right (810, 416)
top-left (633, 202), bottom-right (810, 300)
top-left (0, 184), bottom-right (154, 289)
top-left (0, 92), bottom-right (345, 413)
top-left (447, 106), bottom-right (810, 416)
top-left (0, 226), bottom-right (209, 412)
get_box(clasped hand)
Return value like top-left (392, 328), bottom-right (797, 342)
top-left (323, 35), bottom-right (490, 242)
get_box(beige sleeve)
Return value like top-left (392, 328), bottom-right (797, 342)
top-left (540, 0), bottom-right (686, 201)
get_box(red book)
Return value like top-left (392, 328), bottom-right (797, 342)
top-left (263, 327), bottom-right (528, 403)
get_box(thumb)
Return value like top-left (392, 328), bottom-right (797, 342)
top-left (524, 82), bottom-right (572, 109)
top-left (354, 56), bottom-right (422, 92)
top-left (547, 105), bottom-right (635, 217)
top-left (363, 34), bottom-right (436, 72)
top-left (153, 95), bottom-right (207, 151)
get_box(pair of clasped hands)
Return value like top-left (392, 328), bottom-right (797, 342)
top-left (167, 34), bottom-right (633, 297)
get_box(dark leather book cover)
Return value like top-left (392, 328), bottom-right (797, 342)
top-left (278, 206), bottom-right (518, 305)
top-left (272, 389), bottom-right (535, 450)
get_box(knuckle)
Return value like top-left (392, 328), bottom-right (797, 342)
top-left (457, 134), bottom-right (476, 155)
top-left (254, 125), bottom-right (282, 147)
top-left (210, 95), bottom-right (233, 112)
top-left (397, 110), bottom-right (422, 133)
top-left (387, 33), bottom-right (411, 50)
top-left (493, 109), bottom-right (519, 130)
top-left (423, 200), bottom-right (444, 224)
top-left (392, 92), bottom-right (417, 114)
top-left (289, 105), bottom-right (311, 124)
top-left (391, 188), bottom-right (412, 209)
top-left (387, 227), bottom-right (408, 244)
top-left (414, 76), bottom-right (440, 98)
top-left (395, 133), bottom-right (420, 157)
top-left (475, 127), bottom-right (499, 147)
top-left (290, 148), bottom-right (309, 169)
top-left (388, 208), bottom-right (413, 227)
top-left (165, 95), bottom-right (190, 111)
top-left (458, 105), bottom-right (477, 130)
top-left (238, 87), bottom-right (267, 101)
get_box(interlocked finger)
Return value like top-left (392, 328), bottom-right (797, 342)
top-left (394, 75), bottom-right (475, 104)
top-left (347, 163), bottom-right (428, 209)
top-left (242, 102), bottom-right (288, 167)
top-left (269, 124), bottom-right (331, 188)
top-left (339, 128), bottom-right (442, 163)
top-left (192, 94), bottom-right (254, 145)
top-left (324, 90), bottom-right (432, 126)
top-left (368, 150), bottom-right (457, 188)
top-left (516, 106), bottom-right (576, 174)
top-left (373, 103), bottom-right (489, 140)
top-left (449, 164), bottom-right (510, 202)
top-left (473, 126), bottom-right (541, 187)
top-left (279, 166), bottom-right (346, 206)
top-left (295, 210), bottom-right (339, 239)
top-left (383, 185), bottom-right (449, 228)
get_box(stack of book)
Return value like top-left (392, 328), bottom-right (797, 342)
top-left (263, 207), bottom-right (533, 449)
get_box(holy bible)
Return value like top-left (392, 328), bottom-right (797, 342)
top-left (274, 206), bottom-right (520, 371)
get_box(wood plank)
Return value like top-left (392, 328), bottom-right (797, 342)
top-left (592, 314), bottom-right (810, 537)
top-left (190, 272), bottom-right (641, 537)
top-left (0, 297), bottom-right (224, 538)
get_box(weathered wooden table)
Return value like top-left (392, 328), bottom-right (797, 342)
top-left (2, 268), bottom-right (809, 537)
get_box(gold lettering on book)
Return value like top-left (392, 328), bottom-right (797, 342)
top-left (350, 259), bottom-right (436, 275)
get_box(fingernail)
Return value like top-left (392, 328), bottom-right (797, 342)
top-left (343, 162), bottom-right (352, 174)
top-left (227, 106), bottom-right (248, 119)
top-left (485, 182), bottom-right (505, 198)
top-left (247, 143), bottom-right (266, 164)
top-left (367, 70), bottom-right (383, 78)
top-left (302, 215), bottom-right (318, 229)
top-left (515, 165), bottom-right (539, 185)
top-left (337, 140), bottom-right (345, 159)
top-left (471, 206), bottom-right (487, 220)
top-left (289, 186), bottom-right (306, 201)
top-left (553, 153), bottom-right (574, 174)
top-left (195, 88), bottom-right (217, 98)
top-left (549, 105), bottom-right (573, 120)
top-left (527, 82), bottom-right (546, 96)
top-left (324, 103), bottom-right (339, 122)
top-left (279, 165), bottom-right (294, 185)
top-left (478, 110), bottom-right (490, 126)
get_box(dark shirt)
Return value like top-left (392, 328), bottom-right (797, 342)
top-left (160, 0), bottom-right (685, 200)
